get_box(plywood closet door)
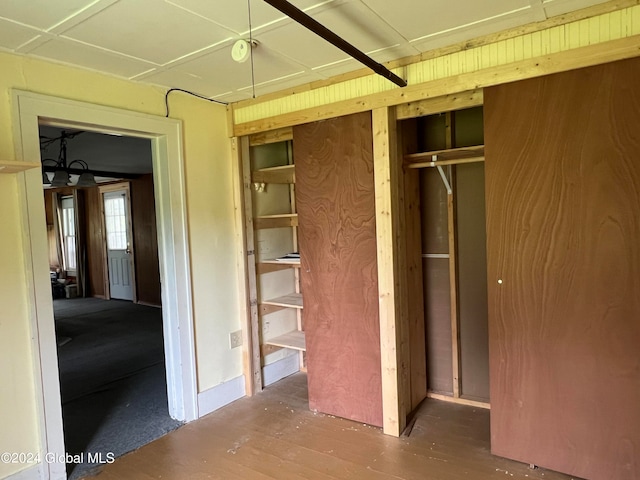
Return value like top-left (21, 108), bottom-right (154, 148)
top-left (294, 112), bottom-right (383, 427)
top-left (484, 58), bottom-right (640, 480)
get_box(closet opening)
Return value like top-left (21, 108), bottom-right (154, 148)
top-left (401, 106), bottom-right (490, 408)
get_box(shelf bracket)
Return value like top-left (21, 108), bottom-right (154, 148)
top-left (436, 159), bottom-right (453, 195)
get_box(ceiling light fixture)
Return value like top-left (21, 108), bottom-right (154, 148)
top-left (41, 130), bottom-right (142, 187)
top-left (232, 39), bottom-right (257, 63)
top-left (41, 131), bottom-right (97, 188)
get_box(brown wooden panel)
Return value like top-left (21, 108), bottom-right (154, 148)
top-left (294, 112), bottom-right (382, 427)
top-left (84, 186), bottom-right (106, 297)
top-left (131, 174), bottom-right (161, 306)
top-left (485, 58), bottom-right (640, 480)
top-left (456, 162), bottom-right (489, 401)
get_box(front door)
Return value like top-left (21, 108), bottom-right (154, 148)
top-left (103, 188), bottom-right (134, 301)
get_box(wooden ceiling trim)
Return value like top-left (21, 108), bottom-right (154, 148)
top-left (233, 32), bottom-right (640, 136)
top-left (232, 0), bottom-right (639, 112)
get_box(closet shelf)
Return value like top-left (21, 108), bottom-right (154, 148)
top-left (252, 164), bottom-right (295, 184)
top-left (257, 258), bottom-right (301, 275)
top-left (254, 213), bottom-right (298, 229)
top-left (404, 145), bottom-right (485, 169)
top-left (265, 330), bottom-right (306, 351)
top-left (0, 160), bottom-right (41, 173)
top-left (261, 293), bottom-right (303, 309)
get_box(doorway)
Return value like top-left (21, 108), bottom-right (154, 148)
top-left (400, 105), bottom-right (490, 408)
top-left (102, 185), bottom-right (135, 301)
top-left (13, 90), bottom-right (197, 480)
top-left (40, 124), bottom-right (182, 478)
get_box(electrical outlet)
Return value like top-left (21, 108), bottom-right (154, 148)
top-left (229, 330), bottom-right (243, 349)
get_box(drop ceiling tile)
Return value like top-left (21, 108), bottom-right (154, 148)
top-left (145, 41), bottom-right (310, 98)
top-left (543, 0), bottom-right (609, 17)
top-left (311, 42), bottom-right (418, 80)
top-left (0, 18), bottom-right (41, 50)
top-left (257, 20), bottom-right (348, 68)
top-left (312, 57), bottom-right (360, 78)
top-left (410, 7), bottom-right (539, 54)
top-left (256, 1), bottom-right (408, 70)
top-left (249, 44), bottom-right (311, 87)
top-left (0, 0), bottom-right (95, 30)
top-left (142, 45), bottom-right (256, 97)
top-left (167, 0), bottom-right (323, 34)
top-left (363, 0), bottom-right (531, 42)
top-left (29, 37), bottom-right (157, 78)
top-left (242, 70), bottom-right (325, 98)
top-left (368, 43), bottom-right (421, 64)
top-left (61, 0), bottom-right (235, 65)
top-left (140, 67), bottom-right (236, 100)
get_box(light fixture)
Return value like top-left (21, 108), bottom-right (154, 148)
top-left (231, 39), bottom-right (252, 63)
top-left (41, 131), bottom-right (97, 188)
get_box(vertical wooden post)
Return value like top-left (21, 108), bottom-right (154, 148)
top-left (372, 107), bottom-right (410, 436)
top-left (287, 140), bottom-right (305, 370)
top-left (232, 136), bottom-right (262, 395)
top-left (444, 112), bottom-right (461, 398)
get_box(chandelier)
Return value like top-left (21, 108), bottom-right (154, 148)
top-left (41, 130), bottom-right (97, 188)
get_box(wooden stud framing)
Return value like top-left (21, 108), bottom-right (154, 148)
top-left (253, 213), bottom-right (298, 229)
top-left (251, 164), bottom-right (295, 184)
top-left (444, 113), bottom-right (462, 398)
top-left (248, 126), bottom-right (293, 146)
top-left (395, 90), bottom-right (483, 121)
top-left (286, 140), bottom-right (305, 370)
top-left (373, 106), bottom-right (410, 437)
top-left (236, 136), bottom-right (262, 395)
top-left (427, 392), bottom-right (490, 410)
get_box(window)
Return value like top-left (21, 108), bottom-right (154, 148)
top-left (61, 196), bottom-right (76, 273)
top-left (103, 195), bottom-right (128, 250)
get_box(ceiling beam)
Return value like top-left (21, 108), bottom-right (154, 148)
top-left (262, 0), bottom-right (407, 88)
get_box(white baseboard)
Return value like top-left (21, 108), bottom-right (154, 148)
top-left (197, 375), bottom-right (245, 418)
top-left (4, 463), bottom-right (42, 480)
top-left (263, 353), bottom-right (300, 387)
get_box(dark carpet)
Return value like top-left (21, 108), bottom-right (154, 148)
top-left (54, 298), bottom-right (183, 479)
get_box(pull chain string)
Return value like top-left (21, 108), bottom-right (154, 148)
top-left (248, 0), bottom-right (256, 99)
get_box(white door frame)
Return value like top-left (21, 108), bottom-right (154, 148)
top-left (12, 90), bottom-right (198, 480)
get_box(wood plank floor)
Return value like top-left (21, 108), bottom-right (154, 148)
top-left (82, 373), bottom-right (582, 479)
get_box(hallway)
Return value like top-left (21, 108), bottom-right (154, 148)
top-left (54, 298), bottom-right (182, 479)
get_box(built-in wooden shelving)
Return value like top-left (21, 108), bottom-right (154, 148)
top-left (257, 259), bottom-right (301, 274)
top-left (264, 330), bottom-right (306, 351)
top-left (248, 140), bottom-right (305, 374)
top-left (0, 160), bottom-right (41, 173)
top-left (252, 164), bottom-right (295, 184)
top-left (404, 145), bottom-right (485, 169)
top-left (261, 293), bottom-right (303, 309)
top-left (254, 213), bottom-right (298, 229)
